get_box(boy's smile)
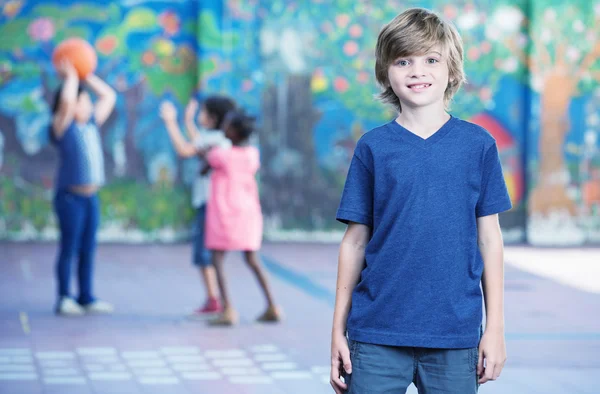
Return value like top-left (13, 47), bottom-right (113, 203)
top-left (387, 45), bottom-right (450, 109)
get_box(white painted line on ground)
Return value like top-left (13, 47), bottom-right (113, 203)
top-left (0, 348), bottom-right (31, 356)
top-left (139, 376), bottom-right (180, 385)
top-left (85, 356), bottom-right (120, 364)
top-left (121, 351), bottom-right (161, 359)
top-left (212, 358), bottom-right (254, 367)
top-left (38, 360), bottom-right (72, 368)
top-left (108, 364), bottom-right (128, 372)
top-left (43, 368), bottom-right (80, 376)
top-left (271, 371), bottom-right (313, 380)
top-left (12, 356), bottom-right (34, 363)
top-left (229, 375), bottom-right (274, 384)
top-left (89, 372), bottom-right (132, 381)
top-left (170, 363), bottom-right (212, 372)
top-left (83, 364), bottom-right (105, 372)
top-left (204, 349), bottom-right (246, 358)
top-left (36, 351), bottom-right (75, 360)
top-left (249, 345), bottom-right (279, 353)
top-left (261, 362), bottom-right (298, 371)
top-left (133, 368), bottom-right (174, 376)
top-left (311, 366), bottom-right (331, 374)
top-left (160, 347), bottom-right (200, 355)
top-left (166, 355), bottom-right (205, 363)
top-left (0, 372), bottom-right (37, 381)
top-left (44, 376), bottom-right (86, 385)
top-left (181, 371), bottom-right (222, 380)
top-left (127, 359), bottom-right (167, 368)
top-left (220, 367), bottom-right (262, 376)
top-left (0, 364), bottom-right (36, 372)
top-left (77, 347), bottom-right (117, 356)
top-left (254, 353), bottom-right (288, 362)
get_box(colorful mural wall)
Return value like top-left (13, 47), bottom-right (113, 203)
top-left (0, 0), bottom-right (598, 246)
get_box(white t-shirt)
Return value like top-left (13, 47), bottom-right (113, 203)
top-left (192, 129), bottom-right (231, 208)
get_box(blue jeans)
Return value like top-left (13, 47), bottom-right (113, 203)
top-left (192, 205), bottom-right (212, 267)
top-left (53, 190), bottom-right (99, 305)
top-left (346, 340), bottom-right (479, 394)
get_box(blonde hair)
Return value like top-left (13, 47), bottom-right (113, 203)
top-left (375, 8), bottom-right (466, 113)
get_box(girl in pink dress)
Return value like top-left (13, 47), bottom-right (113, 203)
top-left (202, 110), bottom-right (281, 326)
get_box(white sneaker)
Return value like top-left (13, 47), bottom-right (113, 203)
top-left (83, 300), bottom-right (114, 314)
top-left (56, 297), bottom-right (85, 316)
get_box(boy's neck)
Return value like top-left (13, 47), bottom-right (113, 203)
top-left (395, 105), bottom-right (450, 139)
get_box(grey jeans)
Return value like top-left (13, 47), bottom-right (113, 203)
top-left (345, 340), bottom-right (479, 394)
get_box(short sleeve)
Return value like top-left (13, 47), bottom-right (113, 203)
top-left (475, 143), bottom-right (513, 217)
top-left (336, 153), bottom-right (374, 226)
top-left (206, 147), bottom-right (228, 169)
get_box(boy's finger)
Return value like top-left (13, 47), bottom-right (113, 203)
top-left (476, 349), bottom-right (484, 377)
top-left (341, 347), bottom-right (352, 374)
top-left (492, 363), bottom-right (503, 380)
top-left (330, 360), bottom-right (347, 393)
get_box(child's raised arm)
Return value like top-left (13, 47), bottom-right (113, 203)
top-left (184, 99), bottom-right (201, 142)
top-left (85, 74), bottom-right (116, 127)
top-left (52, 60), bottom-right (79, 139)
top-left (330, 222), bottom-right (370, 394)
top-left (159, 101), bottom-right (197, 158)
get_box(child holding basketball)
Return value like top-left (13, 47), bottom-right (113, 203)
top-left (50, 59), bottom-right (116, 316)
top-left (159, 95), bottom-right (235, 317)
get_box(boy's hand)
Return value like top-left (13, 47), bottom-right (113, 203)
top-left (330, 333), bottom-right (351, 394)
top-left (159, 101), bottom-right (177, 122)
top-left (185, 99), bottom-right (199, 121)
top-left (477, 329), bottom-right (506, 384)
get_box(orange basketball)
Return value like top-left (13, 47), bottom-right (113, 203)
top-left (52, 38), bottom-right (97, 79)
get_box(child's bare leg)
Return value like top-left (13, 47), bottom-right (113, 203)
top-left (210, 250), bottom-right (238, 325)
top-left (244, 251), bottom-right (281, 322)
top-left (199, 265), bottom-right (219, 300)
top-left (211, 251), bottom-right (230, 309)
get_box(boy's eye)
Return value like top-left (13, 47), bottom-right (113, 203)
top-left (427, 58), bottom-right (439, 64)
top-left (396, 60), bottom-right (409, 66)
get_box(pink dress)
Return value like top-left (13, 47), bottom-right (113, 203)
top-left (205, 146), bottom-right (263, 251)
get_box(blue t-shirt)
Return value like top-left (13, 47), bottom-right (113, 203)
top-left (336, 115), bottom-right (512, 349)
top-left (53, 118), bottom-right (105, 191)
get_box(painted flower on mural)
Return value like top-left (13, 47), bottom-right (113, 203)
top-left (158, 11), bottom-right (180, 36)
top-left (142, 51), bottom-right (156, 66)
top-left (96, 35), bottom-right (118, 55)
top-left (335, 14), bottom-right (350, 28)
top-left (154, 39), bottom-right (175, 57)
top-left (357, 71), bottom-right (369, 84)
top-left (334, 77), bottom-right (349, 93)
top-left (311, 69), bottom-right (328, 93)
top-left (241, 79), bottom-right (254, 92)
top-left (3, 0), bottom-right (22, 18)
top-left (27, 18), bottom-right (55, 42)
top-left (343, 41), bottom-right (359, 57)
top-left (348, 24), bottom-right (363, 38)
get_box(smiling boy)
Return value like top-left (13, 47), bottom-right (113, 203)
top-left (330, 8), bottom-right (512, 394)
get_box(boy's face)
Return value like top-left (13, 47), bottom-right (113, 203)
top-left (198, 106), bottom-right (217, 129)
top-left (387, 45), bottom-right (450, 110)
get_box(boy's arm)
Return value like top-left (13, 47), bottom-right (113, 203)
top-left (185, 99), bottom-right (201, 141)
top-left (52, 60), bottom-right (79, 139)
top-left (86, 74), bottom-right (117, 127)
top-left (330, 222), bottom-right (370, 394)
top-left (159, 101), bottom-right (197, 158)
top-left (476, 213), bottom-right (507, 384)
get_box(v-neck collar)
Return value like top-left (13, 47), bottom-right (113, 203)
top-left (388, 115), bottom-right (456, 149)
